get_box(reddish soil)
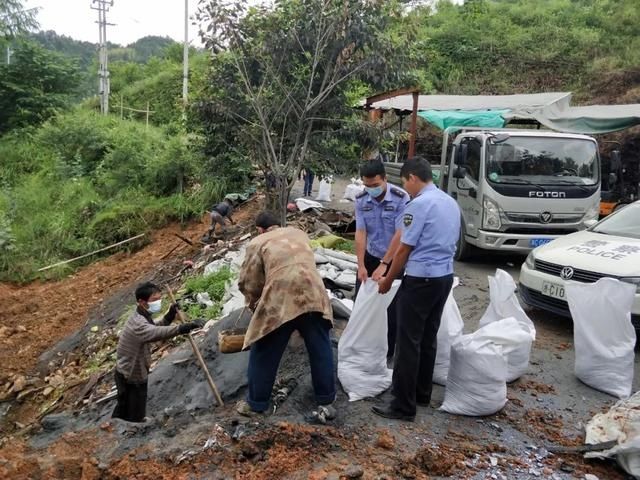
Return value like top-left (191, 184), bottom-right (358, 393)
top-left (0, 197), bottom-right (261, 384)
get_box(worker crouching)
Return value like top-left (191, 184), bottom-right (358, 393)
top-left (236, 211), bottom-right (336, 419)
top-left (113, 282), bottom-right (203, 423)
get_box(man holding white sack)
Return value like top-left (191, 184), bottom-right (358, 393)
top-left (374, 156), bottom-right (460, 421)
top-left (354, 159), bottom-right (409, 358)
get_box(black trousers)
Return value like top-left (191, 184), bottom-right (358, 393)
top-left (391, 274), bottom-right (454, 415)
top-left (112, 370), bottom-right (148, 423)
top-left (354, 251), bottom-right (402, 357)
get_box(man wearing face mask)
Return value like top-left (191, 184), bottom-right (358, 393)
top-left (354, 159), bottom-right (409, 358)
top-left (113, 282), bottom-right (203, 423)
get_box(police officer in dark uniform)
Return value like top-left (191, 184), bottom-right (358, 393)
top-left (354, 160), bottom-right (409, 358)
top-left (373, 156), bottom-right (461, 421)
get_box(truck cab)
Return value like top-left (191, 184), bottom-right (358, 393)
top-left (439, 128), bottom-right (601, 259)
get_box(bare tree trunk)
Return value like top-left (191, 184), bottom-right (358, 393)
top-left (264, 172), bottom-right (292, 225)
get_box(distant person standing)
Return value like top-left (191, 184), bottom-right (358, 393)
top-left (373, 156), bottom-right (460, 421)
top-left (303, 168), bottom-right (315, 197)
top-left (354, 159), bottom-right (409, 359)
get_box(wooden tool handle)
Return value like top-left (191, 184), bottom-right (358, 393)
top-left (166, 287), bottom-right (224, 407)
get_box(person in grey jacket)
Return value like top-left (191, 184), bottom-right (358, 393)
top-left (113, 282), bottom-right (203, 423)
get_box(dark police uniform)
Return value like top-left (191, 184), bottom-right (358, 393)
top-left (391, 183), bottom-right (460, 416)
top-left (354, 184), bottom-right (409, 356)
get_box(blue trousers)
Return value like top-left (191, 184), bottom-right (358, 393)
top-left (247, 312), bottom-right (335, 412)
top-left (303, 172), bottom-right (315, 196)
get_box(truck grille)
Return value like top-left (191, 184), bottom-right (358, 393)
top-left (534, 259), bottom-right (612, 283)
top-left (505, 227), bottom-right (578, 235)
top-left (505, 212), bottom-right (583, 224)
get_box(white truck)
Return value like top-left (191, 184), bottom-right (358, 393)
top-left (387, 127), bottom-right (601, 259)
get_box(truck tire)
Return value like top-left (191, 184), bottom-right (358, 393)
top-left (455, 222), bottom-right (473, 262)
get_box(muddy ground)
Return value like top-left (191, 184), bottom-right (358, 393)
top-left (0, 188), bottom-right (636, 479)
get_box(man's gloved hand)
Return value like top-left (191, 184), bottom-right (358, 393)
top-left (178, 320), bottom-right (205, 334)
top-left (165, 302), bottom-right (181, 323)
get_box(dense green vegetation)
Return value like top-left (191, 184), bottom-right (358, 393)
top-left (0, 110), bottom-right (226, 281)
top-left (0, 0), bottom-right (638, 282)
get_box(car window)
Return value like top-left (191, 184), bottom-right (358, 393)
top-left (593, 203), bottom-right (640, 239)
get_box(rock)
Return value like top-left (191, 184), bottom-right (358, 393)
top-left (375, 431), bottom-right (395, 450)
top-left (490, 456), bottom-right (498, 466)
top-left (584, 475), bottom-right (599, 480)
top-left (342, 464), bottom-right (364, 479)
top-left (16, 325), bottom-right (27, 332)
top-left (48, 375), bottom-right (64, 388)
top-left (11, 375), bottom-right (27, 393)
top-left (90, 326), bottom-right (99, 333)
top-left (41, 413), bottom-right (68, 432)
top-left (239, 439), bottom-right (259, 458)
top-left (42, 387), bottom-right (54, 397)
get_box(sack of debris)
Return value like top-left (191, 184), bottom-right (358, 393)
top-left (440, 333), bottom-right (508, 416)
top-left (472, 317), bottom-right (536, 382)
top-left (478, 269), bottom-right (536, 381)
top-left (433, 277), bottom-right (464, 385)
top-left (338, 280), bottom-right (400, 401)
top-left (316, 177), bottom-right (333, 202)
top-left (566, 277), bottom-right (636, 399)
top-left (342, 179), bottom-right (364, 202)
top-left (585, 391), bottom-right (640, 477)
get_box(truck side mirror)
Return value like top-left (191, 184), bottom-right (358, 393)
top-left (456, 143), bottom-right (468, 166)
top-left (453, 166), bottom-right (467, 179)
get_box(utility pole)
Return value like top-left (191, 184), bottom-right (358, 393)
top-left (6, 46), bottom-right (12, 65)
top-left (182, 0), bottom-right (189, 107)
top-left (91, 0), bottom-right (115, 115)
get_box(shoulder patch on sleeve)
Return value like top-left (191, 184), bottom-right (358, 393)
top-left (390, 187), bottom-right (405, 197)
top-left (355, 190), bottom-right (368, 199)
top-left (403, 213), bottom-right (413, 227)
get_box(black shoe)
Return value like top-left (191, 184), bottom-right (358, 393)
top-left (372, 404), bottom-right (415, 422)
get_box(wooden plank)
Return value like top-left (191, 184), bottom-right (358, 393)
top-left (38, 234), bottom-right (145, 271)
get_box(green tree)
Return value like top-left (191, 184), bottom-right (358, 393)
top-left (0, 41), bottom-right (81, 133)
top-left (1, 0), bottom-right (38, 39)
top-left (196, 0), bottom-right (411, 221)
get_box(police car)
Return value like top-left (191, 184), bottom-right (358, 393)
top-left (519, 201), bottom-right (640, 328)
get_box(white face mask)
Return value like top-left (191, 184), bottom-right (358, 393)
top-left (147, 299), bottom-right (162, 313)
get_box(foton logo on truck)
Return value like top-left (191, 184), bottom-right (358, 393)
top-left (528, 191), bottom-right (567, 198)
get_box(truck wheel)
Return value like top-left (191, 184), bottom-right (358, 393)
top-left (455, 224), bottom-right (473, 261)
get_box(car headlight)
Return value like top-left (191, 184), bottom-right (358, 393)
top-left (525, 251), bottom-right (536, 269)
top-left (621, 277), bottom-right (640, 293)
top-left (584, 202), bottom-right (600, 223)
top-left (483, 196), bottom-right (501, 230)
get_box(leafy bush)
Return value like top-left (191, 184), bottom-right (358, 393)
top-left (0, 110), bottom-right (227, 282)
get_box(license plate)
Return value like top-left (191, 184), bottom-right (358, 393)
top-left (542, 281), bottom-right (565, 300)
top-left (530, 238), bottom-right (553, 248)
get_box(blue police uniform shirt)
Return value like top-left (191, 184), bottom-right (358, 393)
top-left (355, 184), bottom-right (410, 259)
top-left (401, 183), bottom-right (461, 277)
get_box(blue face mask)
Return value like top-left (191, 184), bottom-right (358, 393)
top-left (365, 186), bottom-right (384, 198)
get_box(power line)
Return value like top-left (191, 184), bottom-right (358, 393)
top-left (90, 0), bottom-right (115, 115)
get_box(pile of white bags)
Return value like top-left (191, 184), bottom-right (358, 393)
top-left (433, 277), bottom-right (464, 385)
top-left (478, 269), bottom-right (536, 381)
top-left (316, 176), bottom-right (333, 202)
top-left (566, 277), bottom-right (636, 399)
top-left (440, 333), bottom-right (508, 416)
top-left (338, 280), bottom-right (401, 401)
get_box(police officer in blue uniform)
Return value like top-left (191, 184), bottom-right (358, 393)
top-left (373, 156), bottom-right (461, 421)
top-left (354, 160), bottom-right (410, 358)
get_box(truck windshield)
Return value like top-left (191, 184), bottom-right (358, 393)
top-left (486, 137), bottom-right (598, 186)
